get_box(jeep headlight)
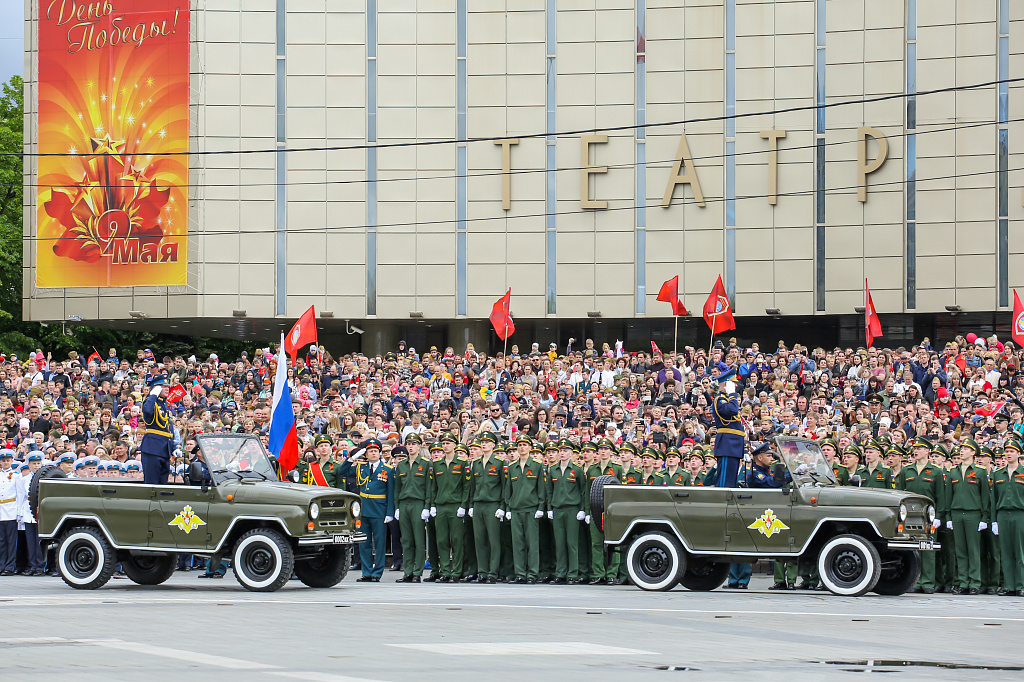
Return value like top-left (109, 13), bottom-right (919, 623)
top-left (309, 502), bottom-right (320, 520)
top-left (351, 501), bottom-right (361, 518)
top-left (898, 503), bottom-right (908, 522)
top-left (926, 505), bottom-right (936, 523)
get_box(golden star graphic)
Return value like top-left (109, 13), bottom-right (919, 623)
top-left (168, 505), bottom-right (207, 534)
top-left (748, 509), bottom-right (789, 538)
top-left (90, 133), bottom-right (126, 161)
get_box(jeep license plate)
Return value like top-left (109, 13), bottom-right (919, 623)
top-left (918, 540), bottom-right (934, 551)
top-left (333, 535), bottom-right (349, 544)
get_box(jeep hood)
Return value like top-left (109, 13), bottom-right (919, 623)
top-left (811, 487), bottom-right (922, 507)
top-left (225, 481), bottom-right (355, 505)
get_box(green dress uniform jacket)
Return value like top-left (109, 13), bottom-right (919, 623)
top-left (429, 456), bottom-right (471, 578)
top-left (862, 464), bottom-right (895, 489)
top-left (504, 456), bottom-right (548, 580)
top-left (897, 462), bottom-right (944, 590)
top-left (547, 462), bottom-right (586, 580)
top-left (621, 465), bottom-right (641, 485)
top-left (991, 465), bottom-right (1024, 592)
top-left (469, 455), bottom-right (506, 580)
top-left (641, 471), bottom-right (667, 486)
top-left (831, 463), bottom-right (849, 485)
top-left (947, 463), bottom-right (990, 591)
top-left (394, 454), bottom-right (433, 577)
top-left (663, 468), bottom-right (691, 486)
top-left (585, 460), bottom-right (622, 581)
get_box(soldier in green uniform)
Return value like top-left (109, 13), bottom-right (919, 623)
top-left (686, 451), bottom-right (705, 485)
top-left (393, 434), bottom-right (432, 582)
top-left (456, 442), bottom-right (478, 581)
top-left (931, 443), bottom-right (956, 592)
top-left (821, 438), bottom-right (848, 485)
top-left (423, 441), bottom-right (444, 581)
top-left (585, 438), bottom-right (621, 584)
top-left (469, 432), bottom-right (505, 583)
top-left (548, 438), bottom-right (587, 584)
top-left (976, 444), bottom-right (1002, 594)
top-left (663, 446), bottom-right (690, 486)
top-left (428, 432), bottom-right (471, 582)
top-left (992, 437), bottom-right (1024, 596)
top-left (293, 435), bottom-right (341, 487)
top-left (946, 438), bottom-right (989, 594)
top-left (897, 436), bottom-right (944, 593)
top-left (495, 442), bottom-right (515, 582)
top-left (862, 439), bottom-right (894, 489)
top-left (576, 440), bottom-right (597, 582)
top-left (640, 447), bottom-right (667, 485)
top-left (885, 443), bottom-right (905, 489)
top-left (504, 434), bottom-right (547, 583)
top-left (620, 442), bottom-right (641, 485)
top-left (841, 444), bottom-right (864, 485)
top-left (537, 441), bottom-right (558, 582)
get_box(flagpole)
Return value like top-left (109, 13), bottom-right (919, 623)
top-left (864, 278), bottom-right (868, 348)
top-left (708, 312), bottom-right (716, 358)
top-left (673, 314), bottom-right (678, 360)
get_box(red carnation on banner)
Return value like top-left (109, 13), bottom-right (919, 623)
top-left (167, 384), bottom-right (188, 403)
top-left (702, 275), bottom-right (736, 333)
top-left (490, 289), bottom-right (515, 340)
top-left (865, 279), bottom-right (882, 348)
top-left (1013, 290), bottom-right (1024, 348)
top-left (657, 275), bottom-right (689, 316)
top-left (285, 305), bottom-right (318, 364)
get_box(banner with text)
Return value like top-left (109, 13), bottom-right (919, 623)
top-left (36, 0), bottom-right (189, 287)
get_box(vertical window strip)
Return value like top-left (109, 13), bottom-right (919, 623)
top-left (636, 0), bottom-right (646, 314)
top-left (724, 0), bottom-right (735, 301)
top-left (366, 0), bottom-right (378, 316)
top-left (814, 0), bottom-right (825, 311)
top-left (998, 0), bottom-right (1009, 308)
top-left (906, 0), bottom-right (916, 309)
top-left (274, 0), bottom-right (287, 316)
top-left (545, 0), bottom-right (557, 314)
top-left (456, 0), bottom-right (467, 316)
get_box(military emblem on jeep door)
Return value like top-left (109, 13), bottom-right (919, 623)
top-left (168, 505), bottom-right (207, 534)
top-left (748, 509), bottom-right (789, 538)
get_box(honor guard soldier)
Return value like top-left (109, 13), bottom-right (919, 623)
top-left (428, 432), bottom-right (471, 582)
top-left (620, 443), bottom-right (641, 485)
top-left (16, 453), bottom-right (44, 575)
top-left (456, 442), bottom-right (479, 581)
top-left (468, 432), bottom-right (504, 583)
top-left (640, 447), bottom-right (667, 485)
top-left (977, 445), bottom-right (1002, 594)
top-left (423, 441), bottom-right (444, 581)
top-left (820, 438), bottom-right (847, 485)
top-left (141, 375), bottom-right (174, 484)
top-left (946, 438), bottom-right (989, 594)
top-left (547, 439), bottom-right (587, 584)
top-left (991, 437), bottom-right (1024, 596)
top-left (898, 436), bottom-right (944, 593)
top-left (586, 438), bottom-right (622, 584)
top-left (0, 450), bottom-right (17, 575)
top-left (394, 433), bottom-right (432, 582)
top-left (337, 439), bottom-right (396, 582)
top-left (711, 369), bottom-right (744, 487)
top-left (504, 434), bottom-right (548, 583)
top-left (663, 447), bottom-right (690, 486)
top-left (294, 435), bottom-right (340, 487)
top-left (860, 439), bottom-right (893, 488)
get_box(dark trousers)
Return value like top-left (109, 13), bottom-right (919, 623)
top-left (359, 516), bottom-right (387, 578)
top-left (142, 455), bottom-right (170, 485)
top-left (386, 517), bottom-right (402, 569)
top-left (24, 523), bottom-right (44, 572)
top-left (728, 562), bottom-right (751, 586)
top-left (0, 520), bottom-right (17, 571)
top-left (715, 457), bottom-right (741, 487)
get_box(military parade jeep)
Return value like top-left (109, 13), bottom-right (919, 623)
top-left (31, 433), bottom-right (365, 592)
top-left (593, 436), bottom-right (939, 596)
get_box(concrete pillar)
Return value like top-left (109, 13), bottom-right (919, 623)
top-left (360, 322), bottom-right (400, 357)
top-left (447, 319), bottom-right (490, 352)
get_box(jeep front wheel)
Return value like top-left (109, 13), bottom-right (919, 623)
top-left (232, 528), bottom-right (295, 592)
top-left (625, 531), bottom-right (686, 591)
top-left (57, 526), bottom-right (117, 590)
top-left (872, 549), bottom-right (922, 596)
top-left (817, 534), bottom-right (881, 597)
top-left (295, 545), bottom-right (351, 588)
top-left (123, 553), bottom-right (179, 586)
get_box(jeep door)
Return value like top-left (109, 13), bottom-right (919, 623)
top-left (728, 489), bottom-right (794, 553)
top-left (671, 487), bottom-right (730, 552)
top-left (150, 483), bottom-right (213, 550)
top-left (97, 482), bottom-right (154, 547)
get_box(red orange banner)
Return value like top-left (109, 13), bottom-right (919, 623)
top-left (36, 0), bottom-right (189, 288)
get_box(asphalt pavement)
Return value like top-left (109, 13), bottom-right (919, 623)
top-left (2, 572), bottom-right (1023, 681)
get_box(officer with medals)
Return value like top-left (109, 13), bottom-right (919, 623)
top-left (141, 375), bottom-right (174, 484)
top-left (710, 369), bottom-right (744, 487)
top-left (336, 439), bottom-right (396, 582)
top-left (394, 433), bottom-right (432, 583)
top-left (294, 435), bottom-right (340, 487)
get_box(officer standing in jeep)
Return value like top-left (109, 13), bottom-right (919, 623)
top-left (710, 369), bottom-right (744, 487)
top-left (140, 376), bottom-right (174, 485)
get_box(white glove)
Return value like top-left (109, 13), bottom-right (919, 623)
top-left (347, 448), bottom-right (365, 462)
top-left (534, 510), bottom-right (544, 519)
top-left (546, 510), bottom-right (553, 520)
top-left (946, 520), bottom-right (953, 530)
top-left (384, 515), bottom-right (394, 523)
top-left (931, 519), bottom-right (940, 531)
top-left (724, 380), bottom-right (736, 395)
top-left (585, 514), bottom-right (591, 525)
top-left (420, 509), bottom-right (430, 521)
top-left (495, 509), bottom-right (505, 520)
top-left (468, 508), bottom-right (474, 518)
top-left (457, 507), bottom-right (466, 518)
top-left (576, 511), bottom-right (586, 521)
top-left (394, 509), bottom-right (400, 521)
top-left (979, 521), bottom-right (988, 532)
top-left (149, 386), bottom-right (163, 397)
top-left (430, 506), bottom-right (437, 517)
top-left (992, 522), bottom-right (999, 535)
top-left (173, 448), bottom-right (182, 459)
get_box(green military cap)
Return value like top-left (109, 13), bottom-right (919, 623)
top-left (531, 443), bottom-right (542, 454)
top-left (494, 442), bottom-right (507, 454)
top-left (439, 431), bottom-right (458, 444)
top-left (652, 448), bottom-right (666, 461)
top-left (910, 436), bottom-right (932, 450)
top-left (354, 406), bottom-right (367, 416)
top-left (405, 432), bottom-right (423, 444)
top-left (665, 446), bottom-right (681, 458)
top-left (703, 452), bottom-right (717, 463)
top-left (478, 430), bottom-right (498, 445)
top-left (620, 442), bottom-right (637, 456)
top-left (455, 443), bottom-right (469, 455)
top-left (862, 438), bottom-right (883, 452)
top-left (876, 433), bottom-right (892, 446)
top-left (640, 447), bottom-right (657, 459)
top-left (993, 446), bottom-right (1005, 456)
top-left (384, 352), bottom-right (396, 361)
top-left (886, 443), bottom-right (905, 459)
top-left (819, 437), bottom-right (839, 452)
top-left (843, 443), bottom-right (862, 458)
top-left (515, 433), bottom-right (533, 446)
top-left (314, 434), bottom-right (333, 447)
top-left (960, 438), bottom-right (980, 454)
top-left (556, 438), bottom-right (575, 451)
top-left (429, 441), bottom-right (443, 452)
top-left (545, 440), bottom-right (560, 452)
top-left (866, 393), bottom-right (884, 405)
top-left (994, 408), bottom-right (1011, 422)
top-left (1004, 438), bottom-right (1023, 453)
top-left (582, 440), bottom-right (598, 452)
top-left (978, 446), bottom-right (994, 459)
top-left (932, 443), bottom-right (950, 459)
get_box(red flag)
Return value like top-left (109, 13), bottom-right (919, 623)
top-left (1013, 290), bottom-right (1024, 347)
top-left (87, 351), bottom-right (102, 365)
top-left (955, 353), bottom-right (966, 375)
top-left (656, 276), bottom-right (689, 316)
top-left (702, 275), bottom-right (735, 333)
top-left (167, 384), bottom-right (188, 403)
top-left (651, 341), bottom-right (662, 355)
top-left (975, 401), bottom-right (1006, 418)
top-left (489, 289), bottom-right (515, 340)
top-left (865, 279), bottom-right (882, 348)
top-left (285, 305), bottom-right (318, 363)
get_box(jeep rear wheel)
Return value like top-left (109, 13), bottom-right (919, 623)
top-left (872, 549), bottom-right (921, 596)
top-left (295, 545), bottom-right (351, 588)
top-left (626, 531), bottom-right (686, 591)
top-left (57, 526), bottom-right (116, 590)
top-left (817, 534), bottom-right (881, 597)
top-left (680, 560), bottom-right (730, 591)
top-left (123, 553), bottom-right (178, 586)
top-left (232, 528), bottom-right (294, 592)
top-left (589, 475), bottom-right (620, 531)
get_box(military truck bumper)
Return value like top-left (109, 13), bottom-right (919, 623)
top-left (298, 531), bottom-right (367, 546)
top-left (887, 539), bottom-right (939, 551)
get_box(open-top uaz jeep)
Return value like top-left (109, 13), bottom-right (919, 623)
top-left (593, 436), bottom-right (938, 596)
top-left (33, 433), bottom-right (365, 592)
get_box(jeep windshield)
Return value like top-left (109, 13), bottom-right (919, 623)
top-left (197, 435), bottom-right (278, 484)
top-left (773, 436), bottom-right (837, 487)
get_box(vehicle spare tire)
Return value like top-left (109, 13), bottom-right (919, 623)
top-left (29, 465), bottom-right (67, 518)
top-left (590, 475), bottom-right (620, 532)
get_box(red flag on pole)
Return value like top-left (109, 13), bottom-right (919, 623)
top-left (702, 275), bottom-right (735, 333)
top-left (975, 401), bottom-right (1007, 418)
top-left (1013, 290), bottom-right (1024, 347)
top-left (489, 289), bottom-right (515, 340)
top-left (657, 276), bottom-right (689, 315)
top-left (167, 384), bottom-right (188, 403)
top-left (285, 305), bottom-right (318, 363)
top-left (865, 279), bottom-right (882, 348)
top-left (651, 341), bottom-right (662, 355)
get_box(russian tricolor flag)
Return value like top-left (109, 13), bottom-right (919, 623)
top-left (268, 335), bottom-right (299, 475)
